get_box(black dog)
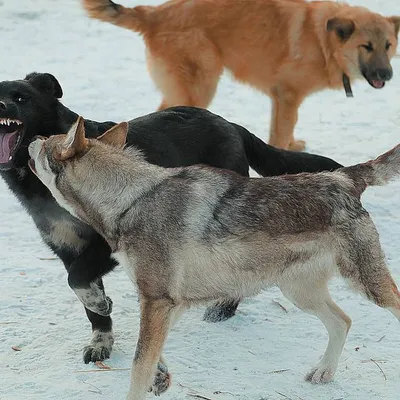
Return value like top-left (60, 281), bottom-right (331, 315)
top-left (0, 72), bottom-right (342, 363)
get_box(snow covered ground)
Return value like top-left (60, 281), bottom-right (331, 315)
top-left (1, 0), bottom-right (399, 399)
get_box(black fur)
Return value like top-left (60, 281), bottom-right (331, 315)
top-left (0, 72), bottom-right (343, 362)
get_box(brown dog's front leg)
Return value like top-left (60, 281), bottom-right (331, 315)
top-left (268, 88), bottom-right (304, 151)
top-left (126, 296), bottom-right (174, 400)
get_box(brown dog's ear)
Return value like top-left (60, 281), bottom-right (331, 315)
top-left (388, 16), bottom-right (400, 36)
top-left (56, 116), bottom-right (88, 160)
top-left (97, 122), bottom-right (129, 148)
top-left (327, 18), bottom-right (355, 42)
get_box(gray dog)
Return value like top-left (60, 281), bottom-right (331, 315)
top-left (28, 117), bottom-right (400, 400)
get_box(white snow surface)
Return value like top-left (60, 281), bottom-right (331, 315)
top-left (0, 1), bottom-right (399, 399)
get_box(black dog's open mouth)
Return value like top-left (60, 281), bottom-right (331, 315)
top-left (0, 118), bottom-right (24, 164)
top-left (363, 73), bottom-right (386, 89)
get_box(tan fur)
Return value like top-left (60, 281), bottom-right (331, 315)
top-left (82, 0), bottom-right (399, 150)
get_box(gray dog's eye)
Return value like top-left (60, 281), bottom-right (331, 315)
top-left (16, 97), bottom-right (27, 103)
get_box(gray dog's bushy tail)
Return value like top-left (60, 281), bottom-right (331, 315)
top-left (82, 0), bottom-right (152, 33)
top-left (343, 143), bottom-right (400, 194)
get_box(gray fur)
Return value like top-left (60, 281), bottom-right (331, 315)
top-left (29, 127), bottom-right (400, 400)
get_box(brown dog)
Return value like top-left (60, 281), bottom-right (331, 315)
top-left (82, 0), bottom-right (400, 151)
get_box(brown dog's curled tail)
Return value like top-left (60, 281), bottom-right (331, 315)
top-left (82, 0), bottom-right (152, 33)
top-left (343, 143), bottom-right (400, 195)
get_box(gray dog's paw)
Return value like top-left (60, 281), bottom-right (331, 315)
top-left (148, 362), bottom-right (171, 396)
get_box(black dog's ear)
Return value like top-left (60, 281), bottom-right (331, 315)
top-left (24, 72), bottom-right (63, 99)
top-left (327, 18), bottom-right (355, 42)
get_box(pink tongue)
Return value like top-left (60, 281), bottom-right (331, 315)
top-left (0, 132), bottom-right (18, 163)
top-left (372, 80), bottom-right (384, 89)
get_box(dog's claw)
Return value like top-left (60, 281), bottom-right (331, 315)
top-left (83, 344), bottom-right (111, 363)
top-left (149, 362), bottom-right (171, 395)
top-left (305, 366), bottom-right (334, 384)
top-left (82, 330), bottom-right (114, 364)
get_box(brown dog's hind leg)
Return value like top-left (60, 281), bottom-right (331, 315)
top-left (126, 296), bottom-right (174, 400)
top-left (279, 274), bottom-right (351, 384)
top-left (268, 87), bottom-right (304, 151)
top-left (146, 34), bottom-right (223, 110)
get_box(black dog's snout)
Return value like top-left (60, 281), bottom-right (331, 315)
top-left (375, 68), bottom-right (393, 81)
top-left (0, 101), bottom-right (7, 110)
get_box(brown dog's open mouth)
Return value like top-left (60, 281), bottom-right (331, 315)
top-left (369, 79), bottom-right (385, 89)
top-left (0, 118), bottom-right (24, 164)
top-left (363, 73), bottom-right (386, 89)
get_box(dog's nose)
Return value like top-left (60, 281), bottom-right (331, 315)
top-left (0, 101), bottom-right (7, 110)
top-left (375, 68), bottom-right (393, 81)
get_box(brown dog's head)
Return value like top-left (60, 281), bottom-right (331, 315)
top-left (327, 8), bottom-right (400, 89)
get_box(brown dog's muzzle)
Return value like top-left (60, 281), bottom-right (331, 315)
top-left (360, 54), bottom-right (393, 89)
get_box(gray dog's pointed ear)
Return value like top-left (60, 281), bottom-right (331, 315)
top-left (24, 72), bottom-right (63, 99)
top-left (55, 116), bottom-right (88, 160)
top-left (327, 18), bottom-right (355, 42)
top-left (388, 16), bottom-right (400, 36)
top-left (97, 122), bottom-right (129, 148)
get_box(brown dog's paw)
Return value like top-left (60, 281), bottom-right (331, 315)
top-left (289, 140), bottom-right (306, 151)
top-left (288, 139), bottom-right (306, 151)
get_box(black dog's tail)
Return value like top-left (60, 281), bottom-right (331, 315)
top-left (82, 0), bottom-right (153, 34)
top-left (235, 125), bottom-right (343, 177)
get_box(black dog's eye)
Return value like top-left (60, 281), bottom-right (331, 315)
top-left (386, 41), bottom-right (392, 51)
top-left (362, 42), bottom-right (374, 52)
top-left (14, 94), bottom-right (29, 103)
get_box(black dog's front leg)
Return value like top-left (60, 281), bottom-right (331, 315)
top-left (83, 307), bottom-right (114, 364)
top-left (69, 275), bottom-right (114, 316)
top-left (65, 238), bottom-right (117, 363)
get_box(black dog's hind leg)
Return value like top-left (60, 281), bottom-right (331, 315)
top-left (203, 299), bottom-right (240, 323)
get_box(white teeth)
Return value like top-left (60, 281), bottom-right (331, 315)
top-left (9, 155), bottom-right (12, 161)
top-left (0, 118), bottom-right (22, 126)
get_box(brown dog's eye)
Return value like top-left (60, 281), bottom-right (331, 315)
top-left (362, 42), bottom-right (373, 52)
top-left (386, 41), bottom-right (392, 51)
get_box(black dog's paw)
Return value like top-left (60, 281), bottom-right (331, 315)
top-left (149, 362), bottom-right (171, 396)
top-left (83, 330), bottom-right (114, 364)
top-left (203, 301), bottom-right (238, 323)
